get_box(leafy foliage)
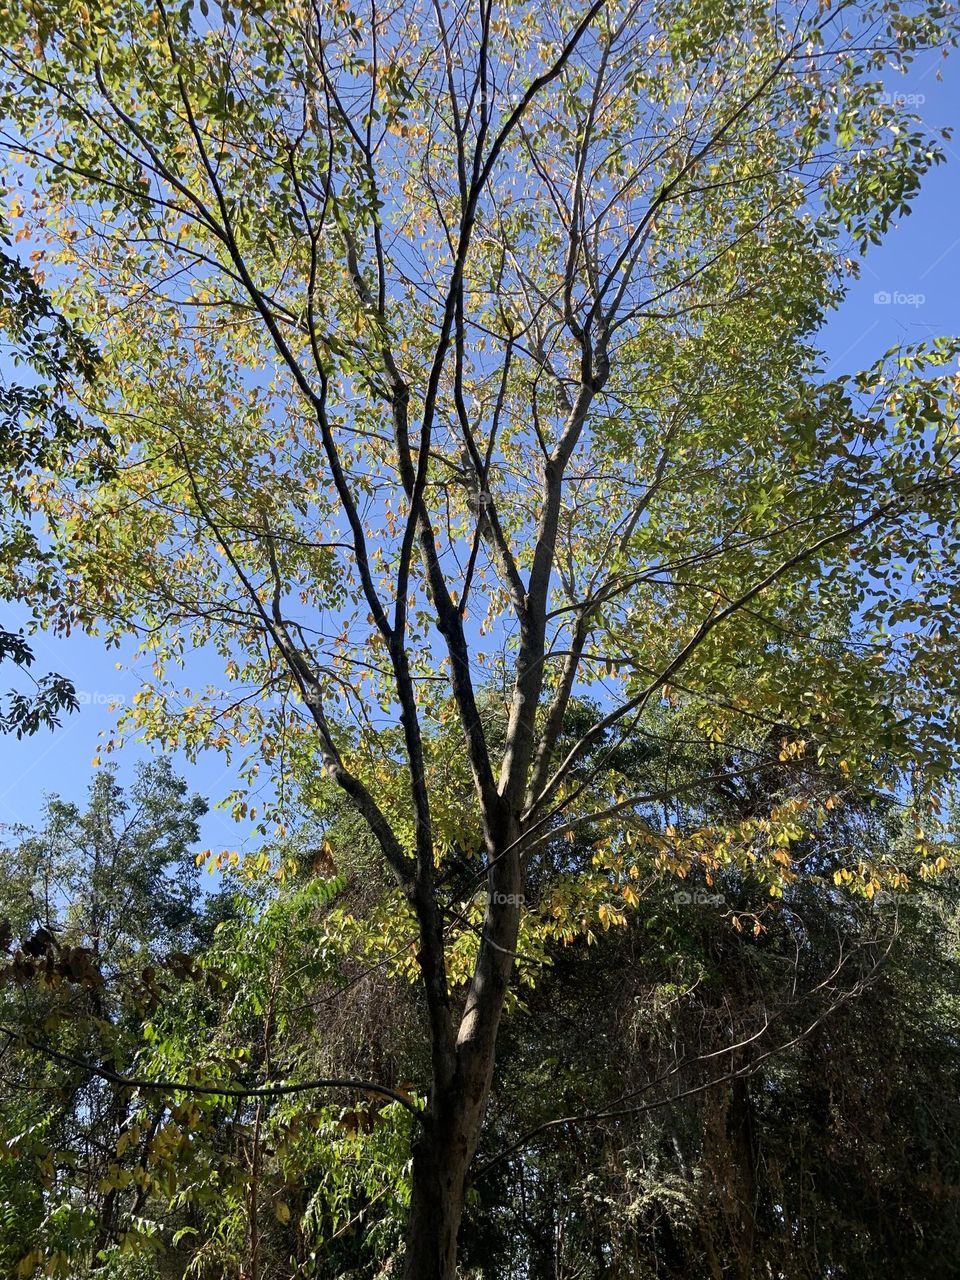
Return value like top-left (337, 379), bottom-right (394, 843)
top-left (0, 628), bottom-right (77, 736)
top-left (0, 764), bottom-right (211, 1275)
top-left (0, 219), bottom-right (107, 736)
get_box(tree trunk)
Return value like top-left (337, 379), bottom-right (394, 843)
top-left (402, 818), bottom-right (523, 1279)
top-left (402, 1116), bottom-right (470, 1280)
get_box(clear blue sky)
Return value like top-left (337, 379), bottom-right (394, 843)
top-left (0, 47), bottom-right (957, 853)
top-left (821, 53), bottom-right (960, 373)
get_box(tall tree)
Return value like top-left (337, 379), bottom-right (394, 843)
top-left (1, 0), bottom-right (959, 1273)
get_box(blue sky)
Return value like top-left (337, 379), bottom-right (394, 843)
top-left (820, 51), bottom-right (960, 374)
top-left (0, 46), bottom-right (957, 855)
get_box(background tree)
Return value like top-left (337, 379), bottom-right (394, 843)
top-left (1, 0), bottom-right (960, 1274)
top-left (0, 762), bottom-right (210, 1277)
top-left (4, 738), bottom-right (958, 1279)
top-left (460, 726), bottom-right (960, 1278)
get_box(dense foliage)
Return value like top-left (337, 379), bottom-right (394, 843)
top-left (2, 758), bottom-right (959, 1277)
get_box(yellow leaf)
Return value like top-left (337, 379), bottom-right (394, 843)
top-left (17, 1248), bottom-right (44, 1277)
top-left (274, 1201), bottom-right (291, 1224)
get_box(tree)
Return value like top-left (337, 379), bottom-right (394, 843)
top-left (1, 776), bottom-right (417, 1280)
top-left (460, 733), bottom-right (960, 1278)
top-left (0, 762), bottom-right (210, 1277)
top-left (4, 742), bottom-right (957, 1278)
top-left (1, 0), bottom-right (960, 1273)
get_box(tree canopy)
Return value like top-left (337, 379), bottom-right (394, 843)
top-left (1, 0), bottom-right (959, 1274)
